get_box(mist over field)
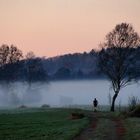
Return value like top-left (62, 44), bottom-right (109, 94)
top-left (0, 80), bottom-right (139, 108)
top-left (0, 82), bottom-right (47, 107)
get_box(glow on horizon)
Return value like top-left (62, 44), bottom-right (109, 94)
top-left (0, 0), bottom-right (140, 57)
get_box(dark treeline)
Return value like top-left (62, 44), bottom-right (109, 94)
top-left (44, 47), bottom-right (140, 80)
top-left (0, 44), bottom-right (139, 82)
top-left (43, 49), bottom-right (99, 80)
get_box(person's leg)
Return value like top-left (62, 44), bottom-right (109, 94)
top-left (94, 106), bottom-right (97, 112)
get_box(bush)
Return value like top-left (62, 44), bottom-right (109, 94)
top-left (18, 105), bottom-right (27, 109)
top-left (70, 112), bottom-right (85, 120)
top-left (129, 105), bottom-right (140, 117)
top-left (41, 104), bottom-right (50, 108)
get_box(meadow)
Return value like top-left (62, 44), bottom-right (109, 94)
top-left (0, 108), bottom-right (88, 140)
top-left (0, 107), bottom-right (139, 140)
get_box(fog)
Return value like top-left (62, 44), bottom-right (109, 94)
top-left (0, 80), bottom-right (139, 108)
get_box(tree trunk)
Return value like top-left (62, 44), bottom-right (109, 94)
top-left (110, 91), bottom-right (119, 112)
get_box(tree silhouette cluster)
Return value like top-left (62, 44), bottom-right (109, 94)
top-left (0, 45), bottom-right (47, 82)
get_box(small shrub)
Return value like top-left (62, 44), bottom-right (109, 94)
top-left (41, 104), bottom-right (50, 108)
top-left (18, 105), bottom-right (27, 109)
top-left (70, 112), bottom-right (85, 120)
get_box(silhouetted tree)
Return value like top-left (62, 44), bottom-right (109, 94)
top-left (25, 53), bottom-right (47, 84)
top-left (0, 44), bottom-right (23, 106)
top-left (98, 23), bottom-right (140, 111)
top-left (0, 44), bottom-right (22, 65)
top-left (0, 44), bottom-right (23, 81)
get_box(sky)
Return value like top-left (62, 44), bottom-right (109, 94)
top-left (0, 0), bottom-right (140, 57)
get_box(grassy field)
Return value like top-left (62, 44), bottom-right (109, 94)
top-left (124, 117), bottom-right (140, 140)
top-left (0, 108), bottom-right (139, 140)
top-left (0, 108), bottom-right (89, 140)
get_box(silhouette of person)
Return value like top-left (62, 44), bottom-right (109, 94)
top-left (93, 98), bottom-right (98, 112)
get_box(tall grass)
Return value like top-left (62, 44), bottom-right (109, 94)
top-left (128, 96), bottom-right (140, 111)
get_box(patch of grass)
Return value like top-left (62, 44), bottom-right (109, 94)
top-left (0, 108), bottom-right (89, 140)
top-left (124, 117), bottom-right (140, 140)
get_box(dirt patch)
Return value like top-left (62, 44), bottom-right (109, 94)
top-left (113, 119), bottom-right (125, 140)
top-left (73, 112), bottom-right (98, 140)
top-left (73, 112), bottom-right (125, 140)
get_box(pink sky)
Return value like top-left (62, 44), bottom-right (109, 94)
top-left (0, 0), bottom-right (140, 57)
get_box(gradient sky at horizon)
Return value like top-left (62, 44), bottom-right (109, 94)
top-left (0, 0), bottom-right (140, 57)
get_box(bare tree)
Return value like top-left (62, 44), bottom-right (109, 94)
top-left (0, 44), bottom-right (9, 66)
top-left (0, 44), bottom-right (23, 81)
top-left (8, 45), bottom-right (23, 64)
top-left (0, 44), bottom-right (22, 66)
top-left (25, 52), bottom-right (47, 84)
top-left (0, 44), bottom-right (23, 106)
top-left (98, 23), bottom-right (140, 111)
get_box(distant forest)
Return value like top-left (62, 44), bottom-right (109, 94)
top-left (0, 44), bottom-right (139, 82)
